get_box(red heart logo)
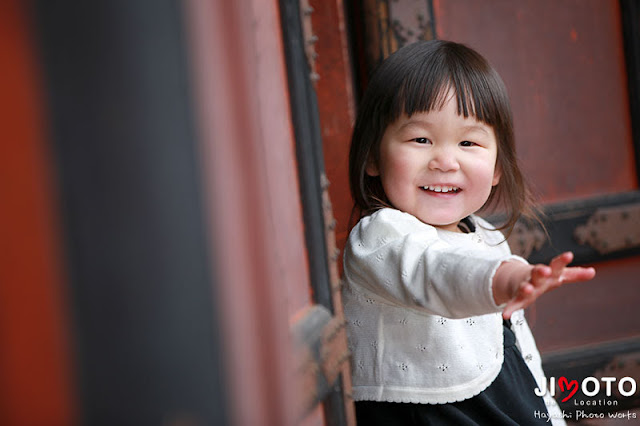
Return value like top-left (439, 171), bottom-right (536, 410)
top-left (558, 376), bottom-right (578, 402)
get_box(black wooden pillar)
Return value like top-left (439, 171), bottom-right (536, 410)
top-left (31, 1), bottom-right (228, 424)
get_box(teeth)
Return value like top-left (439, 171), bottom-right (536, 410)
top-left (422, 185), bottom-right (459, 193)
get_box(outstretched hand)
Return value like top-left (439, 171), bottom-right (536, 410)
top-left (495, 252), bottom-right (596, 320)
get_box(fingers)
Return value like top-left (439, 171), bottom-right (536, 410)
top-left (503, 265), bottom-right (550, 319)
top-left (549, 252), bottom-right (573, 279)
top-left (550, 251), bottom-right (596, 284)
top-left (531, 264), bottom-right (551, 282)
top-left (562, 266), bottom-right (596, 283)
top-left (502, 283), bottom-right (534, 319)
top-left (501, 252), bottom-right (596, 319)
top-left (503, 305), bottom-right (516, 320)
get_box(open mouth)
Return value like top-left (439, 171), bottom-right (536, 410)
top-left (420, 185), bottom-right (461, 194)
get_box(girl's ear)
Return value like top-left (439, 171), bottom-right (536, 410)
top-left (365, 155), bottom-right (380, 176)
top-left (492, 164), bottom-right (501, 186)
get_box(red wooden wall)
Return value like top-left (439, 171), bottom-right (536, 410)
top-left (0, 0), bottom-right (76, 424)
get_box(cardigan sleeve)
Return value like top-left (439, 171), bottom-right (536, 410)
top-left (343, 208), bottom-right (526, 319)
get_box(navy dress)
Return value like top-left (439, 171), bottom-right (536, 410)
top-left (354, 321), bottom-right (550, 425)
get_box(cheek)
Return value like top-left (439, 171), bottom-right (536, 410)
top-left (378, 153), bottom-right (417, 201)
top-left (379, 148), bottom-right (415, 178)
top-left (468, 158), bottom-right (499, 189)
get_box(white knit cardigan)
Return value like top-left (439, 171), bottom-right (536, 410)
top-left (343, 208), bottom-right (565, 425)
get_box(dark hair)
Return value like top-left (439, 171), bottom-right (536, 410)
top-left (348, 40), bottom-right (537, 237)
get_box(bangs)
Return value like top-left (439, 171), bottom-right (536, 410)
top-left (389, 43), bottom-right (510, 128)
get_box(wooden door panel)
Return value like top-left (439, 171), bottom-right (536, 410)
top-left (531, 256), bottom-right (640, 352)
top-left (280, 0), bottom-right (356, 424)
top-left (434, 0), bottom-right (638, 204)
top-left (187, 1), bottom-right (314, 424)
top-left (355, 0), bottom-right (640, 237)
top-left (310, 0), bottom-right (357, 267)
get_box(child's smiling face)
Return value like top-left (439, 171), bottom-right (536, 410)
top-left (367, 92), bottom-right (501, 232)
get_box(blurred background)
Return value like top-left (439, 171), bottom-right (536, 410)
top-left (1, 0), bottom-right (639, 425)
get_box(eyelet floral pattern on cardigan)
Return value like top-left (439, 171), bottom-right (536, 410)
top-left (343, 209), bottom-right (565, 424)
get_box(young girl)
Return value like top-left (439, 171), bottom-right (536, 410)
top-left (343, 40), bottom-right (595, 425)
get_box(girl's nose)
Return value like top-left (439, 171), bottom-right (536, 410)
top-left (428, 147), bottom-right (460, 172)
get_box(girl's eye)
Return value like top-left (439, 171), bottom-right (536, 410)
top-left (460, 140), bottom-right (477, 147)
top-left (412, 137), bottom-right (431, 144)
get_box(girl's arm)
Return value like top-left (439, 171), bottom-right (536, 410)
top-left (492, 251), bottom-right (596, 319)
top-left (345, 209), bottom-right (526, 318)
